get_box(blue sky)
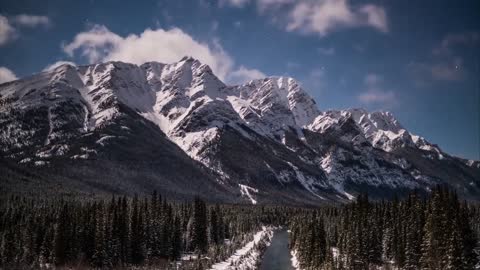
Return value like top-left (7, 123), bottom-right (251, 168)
top-left (0, 0), bottom-right (479, 160)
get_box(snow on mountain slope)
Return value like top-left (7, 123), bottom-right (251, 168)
top-left (309, 108), bottom-right (442, 154)
top-left (228, 77), bottom-right (320, 140)
top-left (1, 56), bottom-right (479, 203)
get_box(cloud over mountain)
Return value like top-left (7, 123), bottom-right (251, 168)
top-left (63, 25), bottom-right (264, 83)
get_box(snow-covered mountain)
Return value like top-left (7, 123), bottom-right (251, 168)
top-left (0, 57), bottom-right (478, 204)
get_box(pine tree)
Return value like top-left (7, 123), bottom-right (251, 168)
top-left (53, 204), bottom-right (69, 266)
top-left (119, 196), bottom-right (129, 265)
top-left (209, 206), bottom-right (219, 245)
top-left (312, 216), bottom-right (327, 268)
top-left (130, 195), bottom-right (145, 264)
top-left (459, 202), bottom-right (479, 269)
top-left (445, 226), bottom-right (463, 270)
top-left (92, 202), bottom-right (109, 268)
top-left (191, 197), bottom-right (208, 254)
top-left (404, 194), bottom-right (424, 269)
top-left (170, 216), bottom-right (182, 260)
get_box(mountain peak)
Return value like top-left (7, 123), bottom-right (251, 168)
top-left (234, 76), bottom-right (320, 127)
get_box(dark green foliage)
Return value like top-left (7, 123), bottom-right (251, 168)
top-left (291, 187), bottom-right (479, 270)
top-left (191, 197), bottom-right (208, 254)
top-left (0, 192), bottom-right (291, 269)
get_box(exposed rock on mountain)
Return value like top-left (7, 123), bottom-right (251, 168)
top-left (0, 57), bottom-right (478, 203)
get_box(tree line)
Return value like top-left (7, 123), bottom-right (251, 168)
top-left (1, 186), bottom-right (479, 269)
top-left (289, 186), bottom-right (480, 269)
top-left (0, 192), bottom-right (289, 269)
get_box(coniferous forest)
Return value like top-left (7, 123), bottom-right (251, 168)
top-left (1, 187), bottom-right (479, 269)
top-left (0, 192), bottom-right (290, 269)
top-left (289, 186), bottom-right (480, 269)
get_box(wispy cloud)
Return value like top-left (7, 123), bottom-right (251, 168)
top-left (317, 47), bottom-right (335, 55)
top-left (43, 61), bottom-right (76, 72)
top-left (221, 0), bottom-right (388, 37)
top-left (286, 61), bottom-right (300, 70)
top-left (358, 73), bottom-right (397, 108)
top-left (13, 14), bottom-right (51, 27)
top-left (0, 14), bottom-right (51, 46)
top-left (229, 66), bottom-right (266, 84)
top-left (408, 32), bottom-right (477, 86)
top-left (433, 31), bottom-right (479, 55)
top-left (233, 21), bottom-right (242, 28)
top-left (408, 60), bottom-right (464, 86)
top-left (358, 89), bottom-right (396, 105)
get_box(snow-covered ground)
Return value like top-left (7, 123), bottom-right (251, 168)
top-left (291, 247), bottom-right (340, 270)
top-left (209, 226), bottom-right (274, 270)
top-left (290, 249), bottom-right (301, 270)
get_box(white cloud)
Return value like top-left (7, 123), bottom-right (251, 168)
top-left (220, 0), bottom-right (250, 7)
top-left (0, 67), bottom-right (17, 84)
top-left (286, 0), bottom-right (388, 37)
top-left (63, 25), bottom-right (123, 63)
top-left (228, 66), bottom-right (266, 84)
top-left (63, 24), bottom-right (264, 83)
top-left (13, 14), bottom-right (50, 27)
top-left (317, 47), bottom-right (335, 55)
top-left (358, 73), bottom-right (397, 107)
top-left (0, 15), bottom-right (15, 45)
top-left (43, 61), bottom-right (76, 72)
top-left (358, 89), bottom-right (395, 105)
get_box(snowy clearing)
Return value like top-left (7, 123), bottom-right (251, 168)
top-left (209, 226), bottom-right (273, 270)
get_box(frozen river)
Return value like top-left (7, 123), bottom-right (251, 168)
top-left (259, 229), bottom-right (295, 270)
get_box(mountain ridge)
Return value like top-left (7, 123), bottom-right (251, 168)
top-left (0, 57), bottom-right (479, 204)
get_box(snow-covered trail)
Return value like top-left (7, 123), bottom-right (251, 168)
top-left (209, 226), bottom-right (273, 270)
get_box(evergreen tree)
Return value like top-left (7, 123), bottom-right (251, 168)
top-left (53, 204), bottom-right (69, 266)
top-left (445, 226), bottom-right (463, 270)
top-left (191, 197), bottom-right (208, 254)
top-left (130, 195), bottom-right (145, 264)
